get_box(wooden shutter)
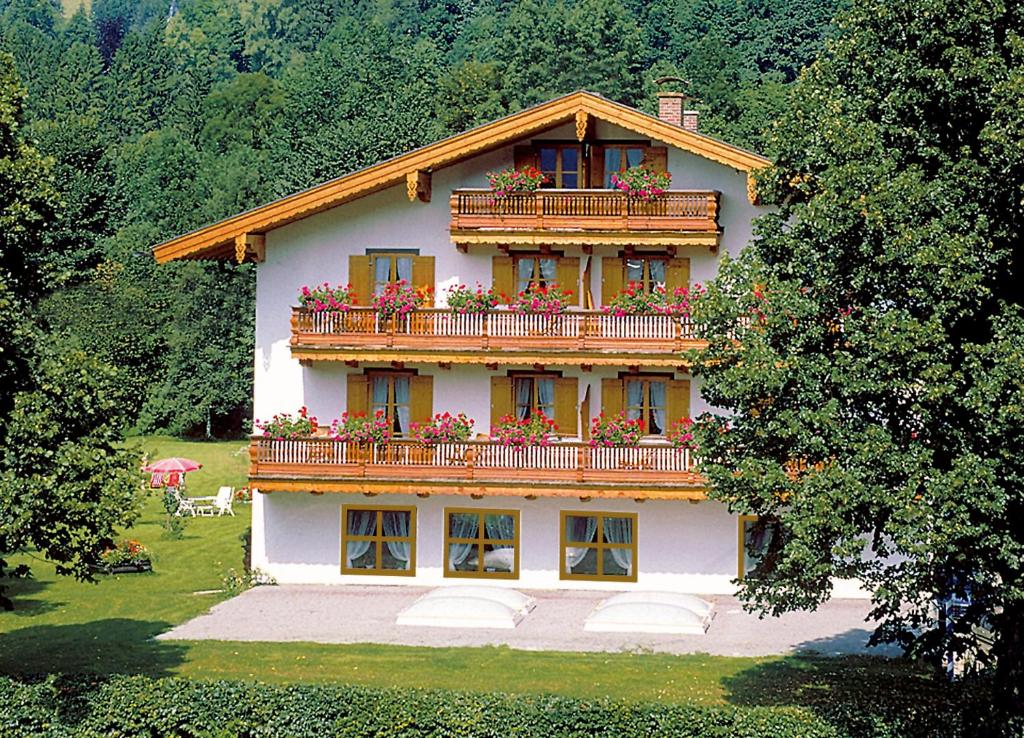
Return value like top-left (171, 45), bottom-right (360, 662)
top-left (513, 145), bottom-right (537, 170)
top-left (601, 257), bottom-right (624, 305)
top-left (490, 376), bottom-right (513, 432)
top-left (492, 255), bottom-right (515, 301)
top-left (409, 375), bottom-right (433, 426)
top-left (642, 145), bottom-right (668, 174)
top-left (553, 377), bottom-right (579, 436)
top-left (411, 255), bottom-right (435, 306)
top-left (666, 378), bottom-right (691, 424)
top-left (556, 257), bottom-right (580, 305)
top-left (347, 374), bottom-right (369, 416)
top-left (588, 144), bottom-right (605, 188)
top-left (348, 255), bottom-right (371, 307)
top-left (665, 257), bottom-right (691, 293)
top-left (601, 378), bottom-right (624, 417)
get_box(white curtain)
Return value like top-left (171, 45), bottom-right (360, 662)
top-left (345, 510), bottom-right (376, 567)
top-left (371, 376), bottom-right (389, 417)
top-left (447, 513), bottom-right (480, 570)
top-left (536, 378), bottom-right (555, 417)
top-left (396, 256), bottom-right (413, 283)
top-left (484, 514), bottom-right (515, 550)
top-left (373, 257), bottom-right (391, 295)
top-left (625, 380), bottom-right (643, 421)
top-left (382, 510), bottom-right (411, 570)
top-left (539, 258), bottom-right (557, 286)
top-left (603, 516), bottom-right (634, 576)
top-left (564, 515), bottom-right (598, 572)
top-left (515, 378), bottom-right (532, 420)
top-left (394, 376), bottom-right (410, 435)
top-left (516, 259), bottom-right (535, 293)
top-left (649, 260), bottom-right (666, 290)
top-left (649, 381), bottom-right (666, 435)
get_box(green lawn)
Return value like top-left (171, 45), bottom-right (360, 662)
top-left (0, 436), bottom-right (941, 710)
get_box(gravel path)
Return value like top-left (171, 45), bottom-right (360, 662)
top-left (159, 585), bottom-right (899, 657)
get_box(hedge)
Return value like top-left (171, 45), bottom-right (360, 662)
top-left (0, 674), bottom-right (994, 738)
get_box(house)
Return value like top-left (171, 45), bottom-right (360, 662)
top-left (154, 90), bottom-right (864, 597)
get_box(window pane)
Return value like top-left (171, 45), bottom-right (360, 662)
top-left (448, 512), bottom-right (479, 539)
top-left (481, 543), bottom-right (515, 572)
top-left (562, 147), bottom-right (578, 171)
top-left (393, 376), bottom-right (410, 435)
top-left (744, 519), bottom-right (776, 575)
top-left (566, 546), bottom-right (597, 575)
top-left (625, 258), bottom-right (643, 285)
top-left (395, 256), bottom-right (413, 284)
top-left (602, 515), bottom-right (633, 545)
top-left (536, 378), bottom-right (555, 414)
top-left (484, 514), bottom-right (515, 541)
top-left (565, 515), bottom-right (597, 543)
top-left (539, 258), bottom-right (557, 284)
top-left (514, 377), bottom-right (532, 420)
top-left (648, 381), bottom-right (666, 435)
top-left (347, 509), bottom-right (378, 536)
top-left (348, 542), bottom-right (376, 570)
top-left (649, 259), bottom-right (666, 288)
top-left (604, 148), bottom-right (622, 184)
top-left (449, 543), bottom-right (480, 572)
top-left (602, 548), bottom-right (630, 576)
top-left (516, 259), bottom-right (535, 293)
top-left (561, 172), bottom-right (578, 188)
top-left (626, 148), bottom-right (645, 167)
top-left (373, 256), bottom-right (392, 295)
top-left (539, 147), bottom-right (557, 171)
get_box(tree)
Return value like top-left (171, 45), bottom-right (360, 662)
top-left (691, 0), bottom-right (1023, 723)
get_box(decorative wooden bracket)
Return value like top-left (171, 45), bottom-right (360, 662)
top-left (234, 233), bottom-right (266, 264)
top-left (406, 170), bottom-right (432, 203)
top-left (575, 110), bottom-right (589, 142)
top-left (746, 171), bottom-right (761, 205)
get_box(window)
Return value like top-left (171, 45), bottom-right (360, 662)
top-left (369, 372), bottom-right (411, 436)
top-left (538, 144), bottom-right (582, 188)
top-left (625, 377), bottom-right (668, 436)
top-left (738, 515), bottom-right (779, 579)
top-left (515, 255), bottom-right (558, 293)
top-left (513, 374), bottom-right (556, 421)
top-left (371, 253), bottom-right (413, 296)
top-left (561, 511), bottom-right (637, 581)
top-left (624, 256), bottom-right (667, 293)
top-left (604, 145), bottom-right (646, 187)
top-left (445, 508), bottom-right (520, 579)
top-left (342, 506), bottom-right (415, 575)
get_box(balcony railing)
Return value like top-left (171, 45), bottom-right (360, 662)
top-left (449, 189), bottom-right (720, 233)
top-left (249, 437), bottom-right (705, 498)
top-left (291, 307), bottom-right (708, 358)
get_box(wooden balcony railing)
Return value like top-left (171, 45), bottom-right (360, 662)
top-left (449, 189), bottom-right (720, 233)
top-left (249, 437), bottom-right (706, 499)
top-left (291, 307), bottom-right (710, 359)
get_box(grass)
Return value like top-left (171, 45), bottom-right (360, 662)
top-left (0, 436), bottom-right (943, 710)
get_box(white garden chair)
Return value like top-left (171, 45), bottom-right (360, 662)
top-left (212, 486), bottom-right (235, 517)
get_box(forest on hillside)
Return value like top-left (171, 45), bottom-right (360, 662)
top-left (0, 0), bottom-right (844, 437)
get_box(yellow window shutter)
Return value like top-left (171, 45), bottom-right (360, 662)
top-left (601, 378), bottom-right (624, 417)
top-left (492, 255), bottom-right (515, 302)
top-left (666, 379), bottom-right (692, 425)
top-left (588, 144), bottom-right (605, 188)
top-left (411, 256), bottom-right (435, 306)
top-left (409, 375), bottom-right (434, 426)
top-left (556, 257), bottom-right (580, 305)
top-left (348, 255), bottom-right (371, 307)
top-left (490, 376), bottom-right (513, 432)
top-left (601, 257), bottom-right (624, 306)
top-left (513, 145), bottom-right (537, 170)
top-left (347, 374), bottom-right (369, 416)
top-left (642, 145), bottom-right (668, 174)
top-left (666, 257), bottom-right (691, 293)
top-left (553, 377), bottom-right (578, 436)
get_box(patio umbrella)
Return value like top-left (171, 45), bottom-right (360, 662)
top-left (143, 457), bottom-right (203, 473)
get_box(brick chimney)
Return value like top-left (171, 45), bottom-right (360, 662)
top-left (657, 91), bottom-right (699, 133)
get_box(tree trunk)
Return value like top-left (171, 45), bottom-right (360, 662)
top-left (205, 407), bottom-right (211, 439)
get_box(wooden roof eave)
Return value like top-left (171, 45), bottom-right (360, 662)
top-left (152, 91), bottom-right (770, 264)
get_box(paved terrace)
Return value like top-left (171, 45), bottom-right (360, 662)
top-left (160, 585), bottom-right (900, 657)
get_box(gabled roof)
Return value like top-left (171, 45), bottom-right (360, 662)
top-left (152, 90), bottom-right (770, 263)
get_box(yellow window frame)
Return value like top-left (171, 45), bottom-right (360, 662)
top-left (443, 507), bottom-right (520, 580)
top-left (559, 510), bottom-right (638, 583)
top-left (341, 504), bottom-right (417, 576)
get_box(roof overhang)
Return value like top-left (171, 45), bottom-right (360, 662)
top-left (152, 91), bottom-right (770, 264)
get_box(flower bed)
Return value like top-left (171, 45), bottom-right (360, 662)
top-left (411, 412), bottom-right (474, 444)
top-left (373, 280), bottom-right (432, 319)
top-left (255, 407), bottom-right (318, 439)
top-left (330, 411), bottom-right (392, 444)
top-left (100, 540), bottom-right (152, 574)
top-left (445, 284), bottom-right (503, 314)
top-left (589, 412), bottom-right (645, 447)
top-left (298, 283), bottom-right (355, 312)
top-left (486, 165), bottom-right (548, 198)
top-left (603, 282), bottom-right (703, 317)
top-left (610, 166), bottom-right (671, 202)
top-left (509, 285), bottom-right (572, 317)
top-left (491, 413), bottom-right (558, 447)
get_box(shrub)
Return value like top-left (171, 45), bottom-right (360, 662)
top-left (100, 540), bottom-right (150, 569)
top-left (610, 166), bottom-right (671, 201)
top-left (589, 412), bottom-right (645, 446)
top-left (410, 412), bottom-right (474, 444)
top-left (603, 282), bottom-right (704, 317)
top-left (298, 283), bottom-right (355, 312)
top-left (492, 413), bottom-right (558, 447)
top-left (255, 407), bottom-right (317, 439)
top-left (445, 283), bottom-right (502, 313)
top-left (509, 284), bottom-right (573, 317)
top-left (330, 410), bottom-right (392, 444)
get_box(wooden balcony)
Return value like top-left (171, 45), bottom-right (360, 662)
top-left (249, 437), bottom-right (706, 500)
top-left (290, 308), bottom-right (709, 367)
top-left (449, 189), bottom-right (721, 249)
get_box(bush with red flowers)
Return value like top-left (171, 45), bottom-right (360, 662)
top-left (509, 284), bottom-right (572, 317)
top-left (445, 284), bottom-right (503, 314)
top-left (589, 412), bottom-right (645, 447)
top-left (330, 411), bottom-right (392, 444)
top-left (255, 407), bottom-right (317, 439)
top-left (491, 413), bottom-right (558, 447)
top-left (411, 412), bottom-right (474, 444)
top-left (610, 166), bottom-right (671, 202)
top-left (603, 282), bottom-right (705, 317)
top-left (298, 283), bottom-right (356, 312)
top-left (487, 166), bottom-right (548, 198)
top-left (373, 280), bottom-right (432, 319)
top-left (667, 418), bottom-right (697, 450)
